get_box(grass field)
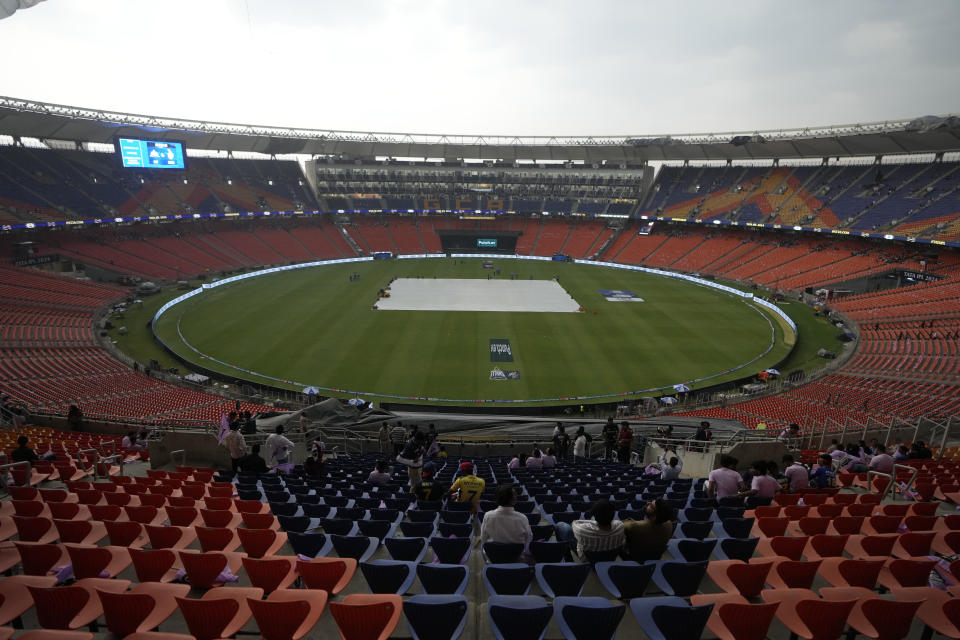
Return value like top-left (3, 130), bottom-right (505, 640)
top-left (147, 258), bottom-right (805, 405)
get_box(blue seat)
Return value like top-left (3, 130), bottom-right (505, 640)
top-left (530, 524), bottom-right (554, 541)
top-left (482, 542), bottom-right (524, 564)
top-left (666, 538), bottom-right (717, 563)
top-left (523, 512), bottom-right (542, 526)
top-left (483, 563), bottom-right (535, 596)
top-left (369, 509), bottom-right (402, 523)
top-left (430, 536), bottom-right (472, 564)
top-left (445, 500), bottom-right (474, 512)
top-left (277, 515), bottom-right (313, 533)
top-left (716, 507), bottom-right (746, 521)
top-left (650, 560), bottom-right (708, 597)
top-left (553, 596), bottom-right (626, 640)
top-left (675, 521), bottom-right (712, 540)
top-left (331, 535), bottom-right (379, 563)
top-left (357, 519), bottom-right (396, 541)
top-left (264, 491), bottom-right (292, 503)
top-left (320, 518), bottom-right (359, 536)
top-left (359, 559), bottom-right (416, 594)
top-left (295, 493), bottom-right (320, 505)
top-left (514, 501), bottom-right (537, 514)
top-left (718, 496), bottom-right (745, 509)
top-left (438, 522), bottom-right (473, 538)
top-left (408, 510), bottom-right (440, 524)
top-left (404, 594), bottom-right (469, 640)
top-left (385, 498), bottom-right (412, 511)
top-left (713, 517), bottom-right (755, 539)
top-left (323, 496), bottom-right (353, 508)
top-left (680, 507), bottom-right (714, 523)
top-left (549, 512), bottom-right (580, 525)
top-left (418, 500), bottom-right (444, 511)
top-left (336, 507), bottom-right (368, 521)
top-left (237, 490), bottom-right (262, 501)
top-left (594, 561), bottom-right (654, 599)
top-left (416, 563), bottom-right (469, 595)
top-left (488, 595), bottom-right (552, 640)
top-left (398, 522), bottom-right (437, 538)
top-left (713, 536), bottom-right (759, 562)
top-left (354, 498), bottom-right (382, 509)
top-left (629, 595), bottom-right (713, 640)
top-left (534, 563), bottom-right (591, 598)
top-left (269, 502), bottom-right (299, 517)
top-left (384, 536), bottom-right (428, 563)
top-left (287, 531), bottom-right (331, 558)
top-left (688, 498), bottom-right (717, 509)
top-left (439, 510), bottom-right (472, 524)
top-left (530, 540), bottom-right (568, 564)
top-left (300, 503), bottom-right (332, 518)
top-left (745, 495), bottom-right (773, 509)
top-left (541, 502), bottom-right (569, 514)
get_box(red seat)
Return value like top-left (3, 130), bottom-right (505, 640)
top-left (892, 532), bottom-right (935, 558)
top-left (690, 593), bottom-right (779, 640)
top-left (237, 528), bottom-right (287, 559)
top-left (103, 520), bottom-right (147, 548)
top-left (760, 558), bottom-right (821, 590)
top-left (145, 525), bottom-right (197, 550)
top-left (88, 505), bottom-right (124, 522)
top-left (296, 557), bottom-right (358, 595)
top-left (195, 526), bottom-right (241, 553)
top-left (0, 575), bottom-right (57, 625)
top-left (846, 535), bottom-right (898, 559)
top-left (241, 512), bottom-right (279, 530)
top-left (13, 516), bottom-right (58, 544)
top-left (97, 582), bottom-right (191, 637)
top-left (178, 551), bottom-right (246, 589)
top-left (241, 556), bottom-right (298, 593)
top-left (64, 544), bottom-right (131, 579)
top-left (200, 509), bottom-right (241, 529)
top-left (176, 587), bottom-right (264, 640)
top-left (707, 560), bottom-right (771, 598)
top-left (804, 535), bottom-right (849, 561)
top-left (820, 586), bottom-right (922, 640)
top-left (129, 548), bottom-right (182, 583)
top-left (760, 588), bottom-right (857, 640)
top-left (328, 593), bottom-right (401, 640)
top-left (248, 589), bottom-right (329, 640)
top-left (878, 559), bottom-right (939, 590)
top-left (52, 520), bottom-right (106, 546)
top-left (28, 578), bottom-right (130, 629)
top-left (817, 558), bottom-right (886, 589)
top-left (757, 536), bottom-right (809, 561)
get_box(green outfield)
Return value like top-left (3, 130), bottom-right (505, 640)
top-left (149, 258), bottom-right (798, 405)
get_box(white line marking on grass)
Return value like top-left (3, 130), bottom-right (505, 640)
top-left (374, 278), bottom-right (581, 312)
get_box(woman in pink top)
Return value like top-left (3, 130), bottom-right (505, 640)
top-left (708, 455), bottom-right (746, 499)
top-left (743, 461), bottom-right (780, 498)
top-left (525, 449), bottom-right (543, 469)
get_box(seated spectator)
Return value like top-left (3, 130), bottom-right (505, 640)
top-left (782, 454), bottom-right (809, 491)
top-left (541, 447), bottom-right (557, 468)
top-left (554, 499), bottom-right (625, 562)
top-left (811, 454), bottom-right (836, 488)
top-left (778, 423), bottom-right (800, 443)
top-left (121, 430), bottom-right (138, 450)
top-left (444, 462), bottom-right (485, 512)
top-left (135, 430), bottom-right (150, 449)
top-left (479, 483), bottom-right (533, 546)
top-left (893, 445), bottom-right (910, 462)
top-left (835, 443), bottom-right (867, 473)
top-left (508, 452), bottom-right (528, 471)
top-left (368, 460), bottom-right (391, 486)
top-left (525, 449), bottom-right (543, 469)
top-left (708, 455), bottom-right (746, 499)
top-left (910, 441), bottom-right (933, 459)
top-left (239, 443), bottom-right (269, 474)
top-left (826, 439), bottom-right (840, 453)
top-left (868, 444), bottom-right (895, 474)
top-left (741, 460), bottom-right (779, 498)
top-left (11, 435), bottom-right (39, 464)
top-left (622, 499), bottom-right (675, 562)
top-left (415, 462), bottom-right (441, 501)
top-left (659, 447), bottom-right (683, 481)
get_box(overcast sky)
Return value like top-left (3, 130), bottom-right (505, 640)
top-left (2, 0), bottom-right (959, 136)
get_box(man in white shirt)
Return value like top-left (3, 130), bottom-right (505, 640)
top-left (708, 455), bottom-right (746, 499)
top-left (555, 499), bottom-right (625, 562)
top-left (782, 454), bottom-right (809, 491)
top-left (265, 425), bottom-right (295, 467)
top-left (480, 484), bottom-right (533, 547)
top-left (868, 444), bottom-right (895, 474)
top-left (659, 447), bottom-right (683, 481)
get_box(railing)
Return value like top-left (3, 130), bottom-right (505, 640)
top-left (76, 448), bottom-right (99, 475)
top-left (866, 463), bottom-right (919, 500)
top-left (97, 454), bottom-right (123, 480)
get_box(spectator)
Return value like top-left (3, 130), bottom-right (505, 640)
top-left (11, 435), bottom-right (39, 464)
top-left (826, 439), bottom-right (840, 453)
top-left (622, 498), bottom-right (675, 562)
top-left (238, 443), bottom-right (269, 474)
top-left (868, 444), bottom-right (895, 474)
top-left (779, 423), bottom-right (800, 443)
top-left (66, 405), bottom-right (84, 432)
top-left (836, 443), bottom-right (867, 473)
top-left (741, 461), bottom-right (779, 498)
top-left (444, 462), bottom-right (486, 512)
top-left (893, 445), bottom-right (910, 462)
top-left (437, 445), bottom-right (448, 459)
top-left (508, 452), bottom-right (527, 470)
top-left (368, 460), bottom-right (391, 486)
top-left (708, 455), bottom-right (746, 499)
top-left (479, 484), bottom-right (533, 546)
top-left (542, 447), bottom-right (557, 468)
top-left (692, 421), bottom-right (711, 452)
top-left (602, 418), bottom-right (619, 461)
top-left (553, 424), bottom-right (570, 460)
top-left (397, 432), bottom-right (426, 490)
top-left (618, 421), bottom-right (634, 463)
top-left (265, 425), bottom-right (295, 468)
top-left (659, 447), bottom-right (683, 481)
top-left (121, 430), bottom-right (138, 450)
top-left (135, 429), bottom-right (150, 449)
top-left (555, 499), bottom-right (625, 562)
top-left (811, 454), bottom-right (836, 488)
top-left (910, 441), bottom-right (933, 459)
top-left (378, 423), bottom-right (391, 454)
top-left (390, 422), bottom-right (407, 456)
top-left (303, 447), bottom-right (323, 477)
top-left (525, 449), bottom-right (543, 469)
top-left (425, 424), bottom-right (439, 456)
top-left (573, 427), bottom-right (588, 463)
top-left (243, 411), bottom-right (257, 435)
top-left (221, 422), bottom-right (246, 473)
top-left (782, 454), bottom-right (809, 491)
top-left (415, 462), bottom-right (441, 501)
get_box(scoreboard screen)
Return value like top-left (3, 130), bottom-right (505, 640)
top-left (117, 137), bottom-right (186, 169)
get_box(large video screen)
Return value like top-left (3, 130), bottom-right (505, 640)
top-left (117, 137), bottom-right (186, 169)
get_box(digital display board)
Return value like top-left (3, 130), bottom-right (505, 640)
top-left (117, 137), bottom-right (186, 169)
top-left (477, 238), bottom-right (498, 248)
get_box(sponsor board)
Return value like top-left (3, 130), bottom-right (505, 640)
top-left (490, 368), bottom-right (521, 380)
top-left (490, 338), bottom-right (514, 362)
top-left (598, 289), bottom-right (644, 302)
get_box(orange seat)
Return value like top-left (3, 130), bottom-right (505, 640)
top-left (804, 535), bottom-right (850, 561)
top-left (820, 586), bottom-right (922, 640)
top-left (0, 575), bottom-right (58, 625)
top-left (846, 535), bottom-right (898, 559)
top-left (827, 516), bottom-right (864, 536)
top-left (103, 520), bottom-right (148, 548)
top-left (707, 560), bottom-right (771, 598)
top-left (892, 532), bottom-right (935, 559)
top-left (242, 556), bottom-right (298, 593)
top-left (180, 586), bottom-right (264, 640)
top-left (878, 558), bottom-right (939, 590)
top-left (237, 528), bottom-right (287, 559)
top-left (13, 516), bottom-right (58, 544)
top-left (52, 520), bottom-right (106, 546)
top-left (195, 526), bottom-right (242, 553)
top-left (97, 582), bottom-right (191, 637)
top-left (247, 589), bottom-right (328, 640)
top-left (891, 586), bottom-right (960, 639)
top-left (129, 548), bottom-right (183, 583)
top-left (817, 558), bottom-right (885, 589)
top-left (760, 558), bottom-right (821, 590)
top-left (241, 512), bottom-right (280, 531)
top-left (64, 544), bottom-right (132, 579)
top-left (178, 551), bottom-right (246, 589)
top-left (28, 578), bottom-right (130, 629)
top-left (296, 557), bottom-right (358, 595)
top-left (756, 536), bottom-right (808, 561)
top-left (145, 525), bottom-right (198, 550)
top-left (690, 593), bottom-right (779, 640)
top-left (328, 593), bottom-right (402, 640)
top-left (760, 588), bottom-right (857, 640)
top-left (200, 509), bottom-right (242, 529)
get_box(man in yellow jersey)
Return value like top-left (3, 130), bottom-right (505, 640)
top-left (445, 462), bottom-right (486, 512)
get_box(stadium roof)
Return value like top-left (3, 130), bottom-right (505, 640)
top-left (1, 96), bottom-right (959, 162)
